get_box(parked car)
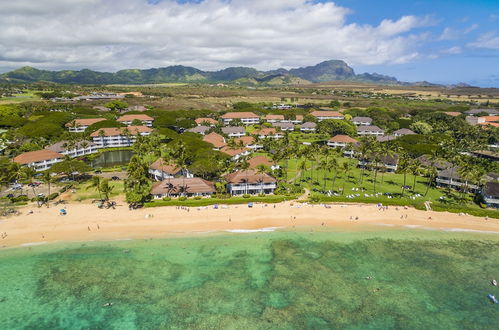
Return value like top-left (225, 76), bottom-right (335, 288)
top-left (11, 184), bottom-right (22, 190)
top-left (111, 176), bottom-right (120, 181)
top-left (94, 170), bottom-right (102, 174)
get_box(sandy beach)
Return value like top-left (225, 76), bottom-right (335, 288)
top-left (0, 201), bottom-right (498, 248)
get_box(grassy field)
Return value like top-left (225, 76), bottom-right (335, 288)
top-left (0, 90), bottom-right (44, 104)
top-left (280, 155), bottom-right (497, 217)
top-left (66, 180), bottom-right (125, 202)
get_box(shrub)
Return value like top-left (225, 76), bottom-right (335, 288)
top-left (194, 196), bottom-right (202, 200)
top-left (242, 194), bottom-right (251, 199)
top-left (178, 196), bottom-right (188, 201)
top-left (258, 193), bottom-right (266, 198)
top-left (11, 195), bottom-right (29, 202)
top-left (162, 197), bottom-right (172, 201)
top-left (48, 193), bottom-right (59, 200)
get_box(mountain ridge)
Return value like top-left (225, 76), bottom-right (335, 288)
top-left (0, 60), bottom-right (407, 86)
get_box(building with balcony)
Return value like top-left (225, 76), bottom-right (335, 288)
top-left (45, 140), bottom-right (98, 158)
top-left (65, 118), bottom-right (106, 132)
top-left (351, 117), bottom-right (372, 126)
top-left (358, 154), bottom-right (399, 172)
top-left (150, 177), bottom-right (216, 198)
top-left (357, 125), bottom-right (385, 136)
top-left (310, 111), bottom-right (344, 121)
top-left (13, 149), bottom-right (64, 171)
top-left (90, 126), bottom-right (152, 148)
top-left (117, 114), bottom-right (154, 127)
top-left (482, 182), bottom-right (499, 208)
top-left (221, 126), bottom-right (246, 138)
top-left (220, 112), bottom-right (259, 125)
top-left (148, 158), bottom-right (193, 181)
top-left (225, 170), bottom-right (277, 195)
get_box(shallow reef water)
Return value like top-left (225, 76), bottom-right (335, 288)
top-left (1, 229), bottom-right (499, 329)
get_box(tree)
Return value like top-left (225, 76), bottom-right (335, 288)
top-left (40, 171), bottom-right (55, 208)
top-left (105, 100), bottom-right (128, 111)
top-left (88, 176), bottom-right (103, 200)
top-left (100, 179), bottom-right (114, 201)
top-left (124, 155), bottom-right (151, 206)
top-left (317, 119), bottom-right (356, 137)
top-left (50, 159), bottom-right (92, 180)
top-left (410, 121), bottom-right (433, 135)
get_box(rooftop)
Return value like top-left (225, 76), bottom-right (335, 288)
top-left (151, 178), bottom-right (215, 195)
top-left (357, 125), bottom-right (384, 132)
top-left (221, 126), bottom-right (246, 134)
top-left (225, 169), bottom-right (276, 184)
top-left (46, 140), bottom-right (96, 153)
top-left (149, 158), bottom-right (181, 175)
top-left (90, 126), bottom-right (152, 137)
top-left (484, 182), bottom-right (499, 197)
top-left (65, 118), bottom-right (106, 127)
top-left (202, 132), bottom-right (226, 148)
top-left (248, 155), bottom-right (275, 169)
top-left (220, 112), bottom-right (259, 119)
top-left (195, 118), bottom-right (218, 125)
top-left (310, 110), bottom-right (344, 118)
top-left (13, 149), bottom-right (63, 165)
top-left (329, 135), bottom-right (358, 143)
top-left (117, 114), bottom-right (154, 122)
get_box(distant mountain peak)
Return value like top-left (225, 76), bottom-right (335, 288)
top-left (0, 60), bottom-right (404, 85)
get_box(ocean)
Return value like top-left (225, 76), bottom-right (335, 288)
top-left (1, 228), bottom-right (498, 329)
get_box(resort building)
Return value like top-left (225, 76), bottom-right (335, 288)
top-left (234, 136), bottom-right (263, 150)
top-left (221, 126), bottom-right (246, 138)
top-left (65, 118), bottom-right (106, 132)
top-left (255, 128), bottom-right (283, 139)
top-left (327, 135), bottom-right (358, 157)
top-left (272, 122), bottom-right (295, 131)
top-left (478, 116), bottom-right (499, 128)
top-left (195, 118), bottom-right (218, 126)
top-left (45, 140), bottom-right (98, 158)
top-left (466, 116), bottom-right (485, 126)
top-left (356, 125), bottom-right (385, 136)
top-left (300, 122), bottom-right (317, 133)
top-left (117, 114), bottom-right (154, 127)
top-left (248, 155), bottom-right (280, 170)
top-left (220, 146), bottom-right (251, 160)
top-left (351, 117), bottom-right (372, 126)
top-left (148, 158), bottom-right (193, 181)
top-left (187, 126), bottom-right (210, 135)
top-left (482, 182), bottom-right (499, 208)
top-left (220, 112), bottom-right (259, 126)
top-left (13, 149), bottom-right (64, 171)
top-left (464, 109), bottom-right (499, 116)
top-left (150, 177), bottom-right (216, 198)
top-left (225, 170), bottom-right (277, 195)
top-left (393, 128), bottom-right (416, 137)
top-left (358, 154), bottom-right (399, 172)
top-left (202, 132), bottom-right (226, 150)
top-left (90, 126), bottom-right (152, 148)
top-left (436, 167), bottom-right (481, 192)
top-left (310, 111), bottom-right (344, 121)
top-left (264, 114), bottom-right (285, 123)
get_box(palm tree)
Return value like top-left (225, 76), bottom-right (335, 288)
top-left (298, 159), bottom-right (308, 184)
top-left (398, 152), bottom-right (411, 198)
top-left (356, 137), bottom-right (372, 184)
top-left (88, 175), bottom-right (103, 200)
top-left (329, 157), bottom-right (340, 193)
top-left (100, 179), bottom-right (114, 201)
top-left (409, 159), bottom-right (422, 193)
top-left (341, 161), bottom-right (351, 195)
top-left (255, 164), bottom-right (268, 194)
top-left (40, 171), bottom-right (54, 208)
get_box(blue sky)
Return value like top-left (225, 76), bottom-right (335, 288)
top-left (0, 0), bottom-right (498, 86)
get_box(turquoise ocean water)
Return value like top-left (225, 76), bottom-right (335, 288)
top-left (1, 228), bottom-right (499, 329)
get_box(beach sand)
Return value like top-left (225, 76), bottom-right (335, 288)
top-left (0, 201), bottom-right (498, 248)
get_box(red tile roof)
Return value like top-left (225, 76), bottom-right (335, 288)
top-left (202, 132), bottom-right (226, 148)
top-left (220, 146), bottom-right (249, 157)
top-left (329, 135), bottom-right (358, 143)
top-left (90, 126), bottom-right (152, 137)
top-left (195, 118), bottom-right (218, 125)
top-left (13, 149), bottom-right (63, 165)
top-left (221, 112), bottom-right (259, 119)
top-left (248, 155), bottom-right (275, 169)
top-left (117, 114), bottom-right (153, 122)
top-left (151, 178), bottom-right (215, 195)
top-left (65, 118), bottom-right (106, 127)
top-left (310, 111), bottom-right (344, 118)
top-left (149, 159), bottom-right (181, 175)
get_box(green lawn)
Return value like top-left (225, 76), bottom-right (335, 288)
top-left (280, 155), bottom-right (498, 218)
top-left (67, 180), bottom-right (125, 202)
top-left (0, 90), bottom-right (45, 104)
top-left (145, 194), bottom-right (297, 207)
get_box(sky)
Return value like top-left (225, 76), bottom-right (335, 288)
top-left (0, 0), bottom-right (498, 86)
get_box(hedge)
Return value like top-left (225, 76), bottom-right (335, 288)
top-left (144, 194), bottom-right (298, 208)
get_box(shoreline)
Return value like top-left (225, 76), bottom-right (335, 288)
top-left (1, 201), bottom-right (499, 249)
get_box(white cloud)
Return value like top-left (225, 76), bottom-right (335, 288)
top-left (468, 32), bottom-right (499, 50)
top-left (0, 0), bottom-right (432, 72)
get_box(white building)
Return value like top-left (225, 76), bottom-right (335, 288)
top-left (221, 126), bottom-right (246, 138)
top-left (300, 122), bottom-right (317, 133)
top-left (148, 158), bottom-right (193, 181)
top-left (358, 155), bottom-right (399, 172)
top-left (65, 118), bottom-right (106, 133)
top-left (482, 182), bottom-right (499, 208)
top-left (90, 126), bottom-right (153, 148)
top-left (220, 112), bottom-right (260, 125)
top-left (117, 114), bottom-right (154, 127)
top-left (225, 170), bottom-right (277, 195)
top-left (46, 141), bottom-right (98, 158)
top-left (351, 117), bottom-right (372, 126)
top-left (13, 149), bottom-right (63, 172)
top-left (310, 111), bottom-right (344, 121)
top-left (356, 125), bottom-right (385, 136)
